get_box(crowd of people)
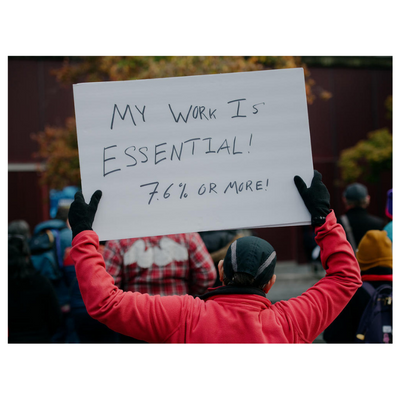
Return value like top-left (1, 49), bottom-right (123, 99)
top-left (8, 172), bottom-right (392, 343)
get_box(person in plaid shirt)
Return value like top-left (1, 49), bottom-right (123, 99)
top-left (103, 234), bottom-right (216, 297)
top-left (104, 233), bottom-right (215, 342)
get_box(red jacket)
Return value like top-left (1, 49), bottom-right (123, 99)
top-left (71, 211), bottom-right (362, 343)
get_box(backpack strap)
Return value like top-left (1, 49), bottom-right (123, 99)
top-left (340, 214), bottom-right (357, 252)
top-left (50, 229), bottom-right (64, 268)
top-left (361, 282), bottom-right (375, 297)
top-left (361, 282), bottom-right (392, 312)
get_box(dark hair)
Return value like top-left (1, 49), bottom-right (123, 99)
top-left (345, 198), bottom-right (368, 208)
top-left (223, 272), bottom-right (265, 290)
top-left (8, 220), bottom-right (31, 239)
top-left (8, 235), bottom-right (36, 280)
top-left (55, 206), bottom-right (69, 222)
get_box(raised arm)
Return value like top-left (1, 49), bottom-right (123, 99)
top-left (68, 191), bottom-right (188, 343)
top-left (272, 171), bottom-right (362, 342)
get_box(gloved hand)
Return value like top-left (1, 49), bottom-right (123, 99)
top-left (294, 170), bottom-right (331, 226)
top-left (68, 190), bottom-right (102, 239)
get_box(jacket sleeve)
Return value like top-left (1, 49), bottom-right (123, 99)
top-left (187, 233), bottom-right (216, 295)
top-left (272, 211), bottom-right (362, 343)
top-left (70, 231), bottom-right (189, 343)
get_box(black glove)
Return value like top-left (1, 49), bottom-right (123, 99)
top-left (294, 170), bottom-right (331, 226)
top-left (68, 190), bottom-right (102, 238)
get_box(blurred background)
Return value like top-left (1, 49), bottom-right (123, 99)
top-left (8, 56), bottom-right (392, 263)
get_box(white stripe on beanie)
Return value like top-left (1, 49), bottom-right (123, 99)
top-left (231, 240), bottom-right (238, 272)
top-left (255, 251), bottom-right (276, 279)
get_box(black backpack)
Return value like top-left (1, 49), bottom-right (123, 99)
top-left (355, 282), bottom-right (392, 343)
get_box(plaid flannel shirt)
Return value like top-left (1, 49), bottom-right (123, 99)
top-left (104, 233), bottom-right (216, 296)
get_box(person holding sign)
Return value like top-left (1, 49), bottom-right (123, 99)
top-left (68, 171), bottom-right (362, 343)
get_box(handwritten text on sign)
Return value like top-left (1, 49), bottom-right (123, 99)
top-left (73, 68), bottom-right (313, 241)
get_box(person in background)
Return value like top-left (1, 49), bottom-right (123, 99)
top-left (103, 232), bottom-right (216, 342)
top-left (48, 202), bottom-right (79, 342)
top-left (338, 183), bottom-right (384, 251)
top-left (8, 219), bottom-right (31, 240)
top-left (323, 229), bottom-right (392, 343)
top-left (8, 235), bottom-right (62, 343)
top-left (29, 201), bottom-right (79, 342)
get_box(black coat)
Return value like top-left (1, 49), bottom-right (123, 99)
top-left (338, 207), bottom-right (384, 248)
top-left (8, 272), bottom-right (62, 343)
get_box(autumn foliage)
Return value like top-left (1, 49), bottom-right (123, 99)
top-left (32, 117), bottom-right (80, 189)
top-left (338, 128), bottom-right (392, 184)
top-left (338, 95), bottom-right (392, 184)
top-left (33, 56), bottom-right (331, 189)
top-left (53, 56), bottom-right (326, 103)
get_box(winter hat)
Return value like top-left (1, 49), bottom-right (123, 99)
top-left (356, 230), bottom-right (392, 271)
top-left (343, 183), bottom-right (368, 201)
top-left (224, 236), bottom-right (276, 286)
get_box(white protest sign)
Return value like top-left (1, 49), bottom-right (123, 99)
top-left (73, 68), bottom-right (314, 241)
